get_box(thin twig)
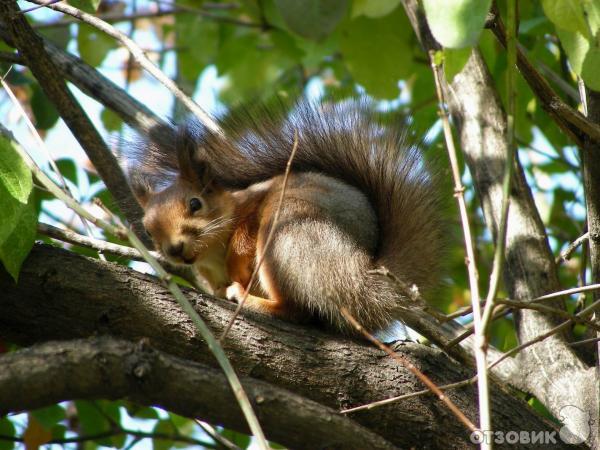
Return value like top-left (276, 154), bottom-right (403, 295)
top-left (219, 130), bottom-right (299, 342)
top-left (194, 420), bottom-right (242, 450)
top-left (0, 126), bottom-right (269, 450)
top-left (26, 0), bottom-right (222, 136)
top-left (340, 308), bottom-right (477, 433)
top-left (19, 0), bottom-right (62, 14)
top-left (569, 336), bottom-right (600, 347)
top-left (488, 298), bottom-right (600, 370)
top-left (340, 376), bottom-right (477, 414)
top-left (556, 232), bottom-right (590, 264)
top-left (430, 50), bottom-right (490, 441)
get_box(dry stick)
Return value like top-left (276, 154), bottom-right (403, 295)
top-left (480, 0), bottom-right (517, 336)
top-left (556, 232), bottom-right (590, 264)
top-left (569, 336), bottom-right (600, 347)
top-left (193, 420), bottom-right (242, 450)
top-left (219, 131), bottom-right (299, 342)
top-left (496, 299), bottom-right (600, 333)
top-left (447, 285), bottom-right (600, 349)
top-left (430, 51), bottom-right (490, 441)
top-left (340, 377), bottom-right (477, 415)
top-left (27, 0), bottom-right (222, 136)
top-left (446, 282), bottom-right (600, 324)
top-left (0, 127), bottom-right (270, 450)
top-left (340, 308), bottom-right (477, 433)
top-left (488, 298), bottom-right (600, 371)
top-left (38, 222), bottom-right (147, 260)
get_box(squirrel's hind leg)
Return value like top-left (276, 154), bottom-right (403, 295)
top-left (225, 281), bottom-right (284, 316)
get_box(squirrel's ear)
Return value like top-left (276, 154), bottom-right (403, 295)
top-left (177, 123), bottom-right (214, 188)
top-left (129, 169), bottom-right (154, 208)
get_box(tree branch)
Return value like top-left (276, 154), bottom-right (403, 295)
top-left (0, 244), bottom-right (564, 449)
top-left (0, 337), bottom-right (397, 450)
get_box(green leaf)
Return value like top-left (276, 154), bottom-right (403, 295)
top-left (220, 428), bottom-right (251, 448)
top-left (422, 0), bottom-right (492, 48)
top-left (0, 192), bottom-right (36, 282)
top-left (55, 158), bottom-right (78, 186)
top-left (31, 405), bottom-right (66, 430)
top-left (351, 0), bottom-right (401, 18)
top-left (216, 32), bottom-right (297, 102)
top-left (175, 14), bottom-right (219, 82)
top-left (541, 0), bottom-right (589, 36)
top-left (31, 84), bottom-right (60, 130)
top-left (126, 404), bottom-right (160, 420)
top-left (0, 134), bottom-right (34, 258)
top-left (100, 108), bottom-right (123, 133)
top-left (340, 7), bottom-right (413, 98)
top-left (153, 419), bottom-right (176, 450)
top-left (77, 24), bottom-right (116, 67)
top-left (443, 47), bottom-right (472, 81)
top-left (581, 47), bottom-right (600, 91)
top-left (0, 134), bottom-right (32, 203)
top-left (274, 0), bottom-right (349, 41)
top-left (557, 28), bottom-right (589, 75)
top-left (0, 417), bottom-right (15, 450)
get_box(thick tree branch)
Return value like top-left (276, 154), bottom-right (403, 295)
top-left (402, 0), bottom-right (598, 444)
top-left (0, 338), bottom-right (397, 450)
top-left (0, 1), bottom-right (146, 239)
top-left (0, 244), bottom-right (564, 449)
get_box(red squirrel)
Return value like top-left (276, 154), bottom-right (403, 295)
top-left (128, 101), bottom-right (445, 333)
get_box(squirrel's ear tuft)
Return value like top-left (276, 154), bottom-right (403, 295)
top-left (176, 122), bottom-right (214, 188)
top-left (129, 168), bottom-right (154, 208)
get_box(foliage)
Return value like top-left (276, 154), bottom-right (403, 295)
top-left (0, 0), bottom-right (597, 448)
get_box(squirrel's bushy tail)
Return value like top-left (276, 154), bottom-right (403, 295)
top-left (198, 100), bottom-right (445, 296)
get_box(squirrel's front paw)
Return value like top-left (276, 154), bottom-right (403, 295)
top-left (225, 282), bottom-right (245, 303)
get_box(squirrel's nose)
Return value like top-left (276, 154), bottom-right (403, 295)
top-left (166, 241), bottom-right (184, 258)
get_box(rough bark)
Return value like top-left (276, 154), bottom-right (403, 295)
top-left (0, 244), bottom-right (566, 449)
top-left (402, 0), bottom-right (598, 445)
top-left (0, 338), bottom-right (397, 450)
top-left (580, 87), bottom-right (600, 449)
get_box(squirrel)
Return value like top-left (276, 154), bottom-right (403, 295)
top-left (127, 100), bottom-right (445, 334)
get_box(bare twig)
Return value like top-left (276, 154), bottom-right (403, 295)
top-left (26, 0), bottom-right (222, 135)
top-left (488, 298), bottom-right (600, 370)
top-left (340, 308), bottom-right (477, 433)
top-left (220, 130), bottom-right (299, 342)
top-left (430, 50), bottom-right (490, 441)
top-left (194, 420), bottom-right (242, 450)
top-left (556, 232), bottom-right (590, 264)
top-left (18, 0), bottom-right (62, 14)
top-left (340, 376), bottom-right (477, 414)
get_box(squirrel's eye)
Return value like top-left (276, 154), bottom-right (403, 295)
top-left (189, 197), bottom-right (203, 213)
